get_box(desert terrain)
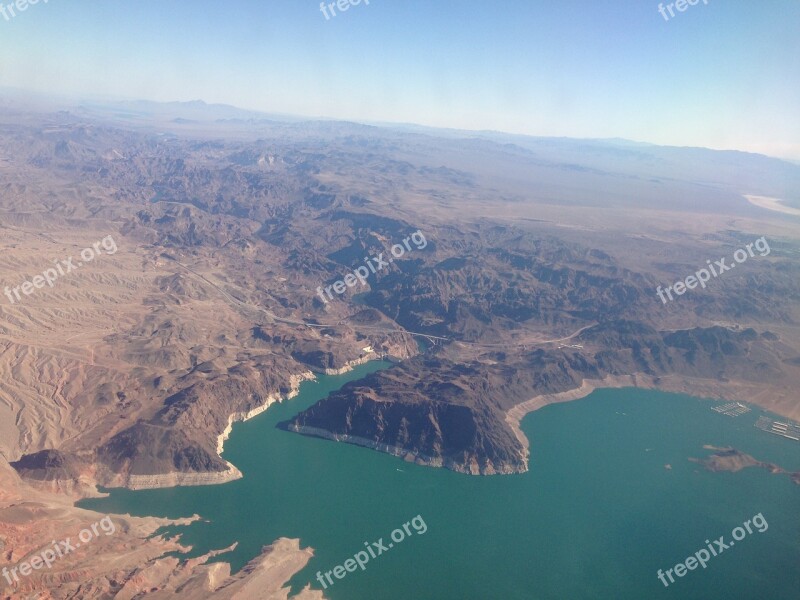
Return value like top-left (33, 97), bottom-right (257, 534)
top-left (1, 99), bottom-right (799, 598)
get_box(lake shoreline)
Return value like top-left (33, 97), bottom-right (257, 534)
top-left (94, 357), bottom-right (380, 492)
top-left (505, 373), bottom-right (800, 458)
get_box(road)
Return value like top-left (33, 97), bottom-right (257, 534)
top-left (163, 254), bottom-right (591, 351)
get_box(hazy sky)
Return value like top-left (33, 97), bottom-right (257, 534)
top-left (1, 0), bottom-right (798, 159)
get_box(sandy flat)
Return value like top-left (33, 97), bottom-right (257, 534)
top-left (744, 195), bottom-right (800, 217)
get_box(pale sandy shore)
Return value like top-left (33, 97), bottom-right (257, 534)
top-left (744, 195), bottom-right (800, 217)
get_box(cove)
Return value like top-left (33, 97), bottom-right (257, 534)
top-left (79, 363), bottom-right (800, 599)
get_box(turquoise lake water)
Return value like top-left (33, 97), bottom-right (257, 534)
top-left (79, 362), bottom-right (800, 599)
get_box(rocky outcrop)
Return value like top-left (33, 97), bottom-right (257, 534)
top-left (93, 370), bottom-right (314, 490)
top-left (285, 424), bottom-right (523, 474)
top-left (690, 445), bottom-right (800, 485)
top-left (285, 323), bottom-right (797, 475)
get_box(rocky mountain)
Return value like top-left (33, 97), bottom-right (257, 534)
top-left (283, 324), bottom-right (797, 474)
top-left (1, 105), bottom-right (798, 490)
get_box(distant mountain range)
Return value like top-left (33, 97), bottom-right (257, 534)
top-left (0, 95), bottom-right (797, 486)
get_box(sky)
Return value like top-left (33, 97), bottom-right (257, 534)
top-left (0, 0), bottom-right (799, 160)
